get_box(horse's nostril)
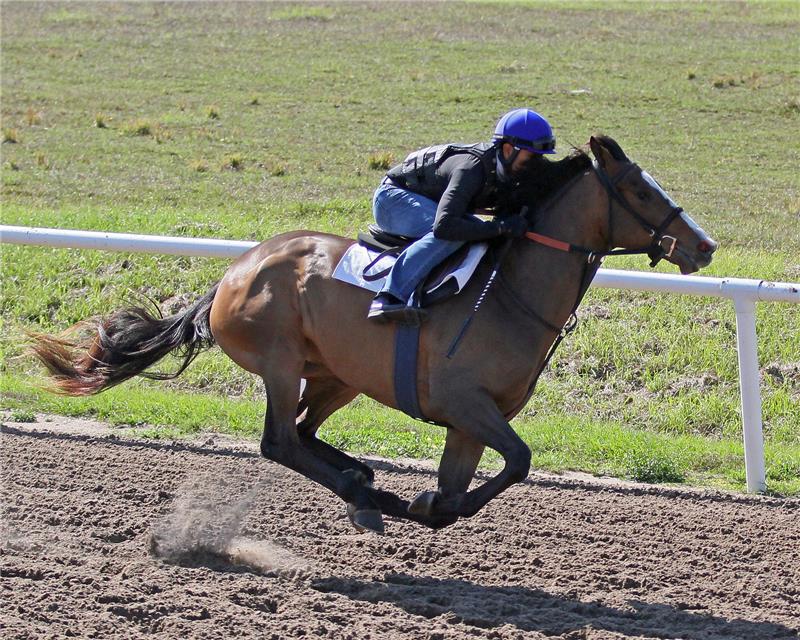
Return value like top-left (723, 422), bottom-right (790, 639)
top-left (697, 240), bottom-right (715, 254)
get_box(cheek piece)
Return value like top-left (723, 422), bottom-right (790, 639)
top-left (594, 164), bottom-right (683, 267)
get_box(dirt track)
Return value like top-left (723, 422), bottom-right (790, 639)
top-left (2, 417), bottom-right (798, 640)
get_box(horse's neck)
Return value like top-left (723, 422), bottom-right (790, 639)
top-left (505, 170), bottom-right (607, 328)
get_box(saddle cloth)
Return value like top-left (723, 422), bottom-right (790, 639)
top-left (332, 242), bottom-right (488, 301)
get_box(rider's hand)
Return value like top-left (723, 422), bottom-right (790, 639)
top-left (496, 214), bottom-right (528, 238)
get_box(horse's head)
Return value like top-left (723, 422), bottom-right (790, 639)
top-left (589, 136), bottom-right (717, 274)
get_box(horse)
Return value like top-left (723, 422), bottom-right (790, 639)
top-left (31, 136), bottom-right (717, 533)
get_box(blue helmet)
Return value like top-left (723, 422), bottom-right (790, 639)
top-left (493, 108), bottom-right (556, 154)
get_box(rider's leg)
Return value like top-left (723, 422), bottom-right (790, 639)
top-left (372, 180), bottom-right (438, 238)
top-left (371, 182), bottom-right (465, 305)
top-left (381, 230), bottom-right (465, 303)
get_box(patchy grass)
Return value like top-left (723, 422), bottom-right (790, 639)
top-left (9, 409), bottom-right (36, 423)
top-left (221, 154), bottom-right (244, 171)
top-left (189, 159), bottom-right (209, 173)
top-left (263, 161), bottom-right (286, 177)
top-left (24, 107), bottom-right (41, 126)
top-left (367, 152), bottom-right (394, 171)
top-left (121, 119), bottom-right (153, 137)
top-left (622, 448), bottom-right (685, 483)
top-left (3, 128), bottom-right (19, 144)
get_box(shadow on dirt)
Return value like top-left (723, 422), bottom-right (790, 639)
top-left (311, 573), bottom-right (796, 640)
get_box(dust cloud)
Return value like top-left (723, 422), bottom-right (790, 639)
top-left (149, 475), bottom-right (307, 577)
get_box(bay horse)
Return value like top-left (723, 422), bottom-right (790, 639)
top-left (31, 136), bottom-right (717, 533)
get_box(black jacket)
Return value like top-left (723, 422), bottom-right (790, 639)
top-left (385, 143), bottom-right (515, 242)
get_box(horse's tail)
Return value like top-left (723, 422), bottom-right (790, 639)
top-left (29, 283), bottom-right (220, 396)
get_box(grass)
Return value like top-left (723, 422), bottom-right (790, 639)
top-left (1, 1), bottom-right (798, 494)
top-left (3, 128), bottom-right (19, 144)
top-left (3, 373), bottom-right (798, 495)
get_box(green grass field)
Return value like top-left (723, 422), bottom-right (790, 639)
top-left (2, 1), bottom-right (798, 493)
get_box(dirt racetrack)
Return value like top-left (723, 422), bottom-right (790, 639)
top-left (2, 416), bottom-right (798, 640)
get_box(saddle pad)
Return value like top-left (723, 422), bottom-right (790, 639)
top-left (332, 242), bottom-right (488, 296)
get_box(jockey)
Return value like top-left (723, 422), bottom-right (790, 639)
top-left (367, 108), bottom-right (557, 323)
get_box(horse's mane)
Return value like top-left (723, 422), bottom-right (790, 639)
top-left (512, 134), bottom-right (628, 209)
top-left (512, 147), bottom-right (592, 208)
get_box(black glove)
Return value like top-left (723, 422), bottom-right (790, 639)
top-left (496, 214), bottom-right (528, 238)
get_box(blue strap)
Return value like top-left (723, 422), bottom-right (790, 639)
top-left (394, 324), bottom-right (424, 420)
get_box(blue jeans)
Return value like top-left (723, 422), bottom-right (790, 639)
top-left (372, 181), bottom-right (466, 302)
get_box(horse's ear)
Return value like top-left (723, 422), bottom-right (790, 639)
top-left (589, 136), bottom-right (614, 170)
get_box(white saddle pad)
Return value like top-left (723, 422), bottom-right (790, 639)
top-left (332, 242), bottom-right (488, 296)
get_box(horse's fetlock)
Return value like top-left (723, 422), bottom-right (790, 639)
top-left (507, 447), bottom-right (532, 483)
top-left (260, 437), bottom-right (284, 461)
top-left (337, 469), bottom-right (370, 502)
top-left (259, 442), bottom-right (274, 460)
top-left (408, 490), bottom-right (439, 517)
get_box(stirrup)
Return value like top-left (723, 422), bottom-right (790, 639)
top-left (374, 305), bottom-right (427, 326)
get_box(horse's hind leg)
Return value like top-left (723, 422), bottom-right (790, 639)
top-left (295, 376), bottom-right (373, 482)
top-left (259, 362), bottom-right (385, 533)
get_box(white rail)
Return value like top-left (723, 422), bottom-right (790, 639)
top-left (3, 225), bottom-right (799, 493)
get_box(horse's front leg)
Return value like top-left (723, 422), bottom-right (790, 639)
top-left (408, 428), bottom-right (485, 521)
top-left (409, 396), bottom-right (530, 521)
top-left (277, 372), bottom-right (447, 531)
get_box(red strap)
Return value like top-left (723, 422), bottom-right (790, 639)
top-left (524, 232), bottom-right (572, 252)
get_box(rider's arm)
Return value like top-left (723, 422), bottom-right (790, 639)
top-left (432, 160), bottom-right (502, 242)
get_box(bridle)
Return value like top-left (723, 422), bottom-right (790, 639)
top-left (524, 160), bottom-right (685, 268)
top-left (592, 161), bottom-right (684, 267)
top-left (452, 157), bottom-right (689, 406)
top-left (447, 155), bottom-right (688, 365)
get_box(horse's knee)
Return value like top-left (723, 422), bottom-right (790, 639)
top-left (506, 446), bottom-right (531, 483)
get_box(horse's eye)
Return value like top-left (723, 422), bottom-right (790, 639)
top-left (637, 191), bottom-right (649, 201)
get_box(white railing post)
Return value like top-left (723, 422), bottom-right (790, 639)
top-left (733, 296), bottom-right (767, 493)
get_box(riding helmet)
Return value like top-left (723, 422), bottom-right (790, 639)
top-left (493, 108), bottom-right (556, 154)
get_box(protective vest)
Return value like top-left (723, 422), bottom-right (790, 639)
top-left (386, 142), bottom-right (499, 202)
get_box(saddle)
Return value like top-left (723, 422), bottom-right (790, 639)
top-left (357, 224), bottom-right (415, 253)
top-left (357, 224), bottom-right (483, 308)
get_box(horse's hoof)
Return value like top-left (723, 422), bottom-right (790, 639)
top-left (408, 490), bottom-right (439, 516)
top-left (346, 503), bottom-right (385, 534)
